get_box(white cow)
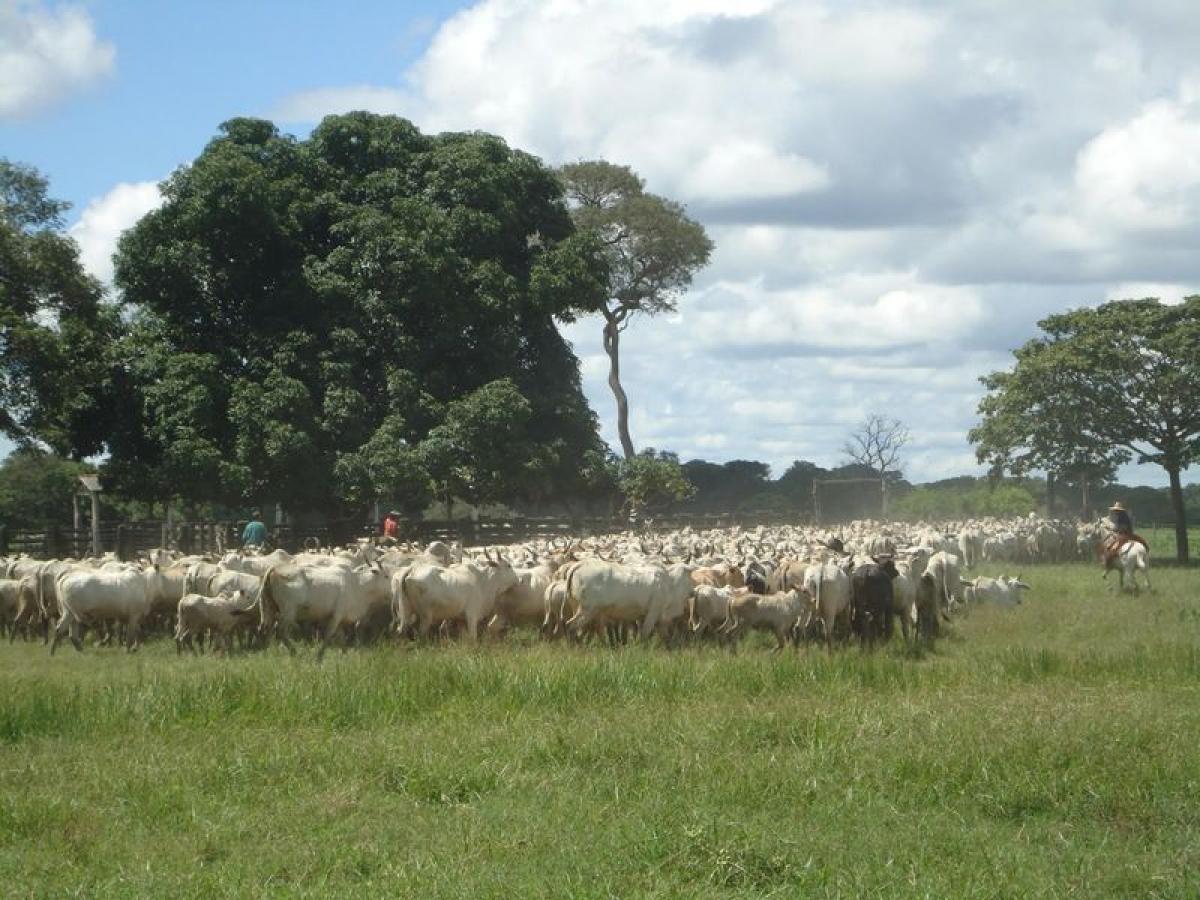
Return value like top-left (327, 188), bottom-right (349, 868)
top-left (219, 549), bottom-right (293, 576)
top-left (394, 557), bottom-right (518, 641)
top-left (957, 528), bottom-right (983, 569)
top-left (924, 551), bottom-right (964, 618)
top-left (561, 559), bottom-right (693, 642)
top-left (963, 575), bottom-right (1030, 606)
top-left (51, 565), bottom-right (166, 653)
top-left (800, 561), bottom-right (851, 645)
top-left (175, 590), bottom-right (257, 653)
top-left (725, 589), bottom-right (806, 650)
top-left (689, 585), bottom-right (736, 641)
top-left (257, 563), bottom-right (353, 658)
top-left (0, 577), bottom-right (36, 638)
top-left (490, 558), bottom-right (562, 635)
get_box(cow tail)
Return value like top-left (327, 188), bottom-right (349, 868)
top-left (257, 566), bottom-right (277, 626)
top-left (563, 563), bottom-right (582, 626)
top-left (393, 569), bottom-right (412, 629)
top-left (35, 563), bottom-right (48, 620)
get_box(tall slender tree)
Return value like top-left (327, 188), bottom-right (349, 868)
top-left (557, 161), bottom-right (712, 459)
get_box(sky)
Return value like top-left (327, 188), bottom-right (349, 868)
top-left (2, 0), bottom-right (1198, 486)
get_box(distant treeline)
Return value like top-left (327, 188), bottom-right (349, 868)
top-left (7, 448), bottom-right (1194, 532)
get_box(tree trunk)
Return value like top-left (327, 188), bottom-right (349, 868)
top-left (1080, 473), bottom-right (1090, 520)
top-left (880, 475), bottom-right (888, 517)
top-left (1166, 465), bottom-right (1189, 563)
top-left (1046, 472), bottom-right (1056, 518)
top-left (603, 315), bottom-right (636, 460)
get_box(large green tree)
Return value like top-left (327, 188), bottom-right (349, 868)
top-left (0, 159), bottom-right (121, 457)
top-left (973, 297), bottom-right (1200, 561)
top-left (111, 115), bottom-right (610, 515)
top-left (971, 346), bottom-right (1127, 516)
top-left (557, 161), bottom-right (712, 459)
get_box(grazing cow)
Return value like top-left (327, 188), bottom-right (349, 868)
top-left (963, 576), bottom-right (1030, 606)
top-left (51, 565), bottom-right (166, 653)
top-left (175, 590), bottom-right (257, 653)
top-left (394, 556), bottom-right (518, 641)
top-left (1104, 542), bottom-right (1151, 593)
top-left (800, 561), bottom-right (851, 645)
top-left (850, 559), bottom-right (898, 646)
top-left (725, 589), bottom-right (806, 650)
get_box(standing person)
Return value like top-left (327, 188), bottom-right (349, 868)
top-left (382, 510), bottom-right (401, 543)
top-left (242, 509), bottom-right (268, 549)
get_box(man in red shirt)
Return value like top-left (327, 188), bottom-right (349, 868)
top-left (382, 510), bottom-right (401, 543)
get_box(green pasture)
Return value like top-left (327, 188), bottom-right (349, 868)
top-left (0, 562), bottom-right (1197, 897)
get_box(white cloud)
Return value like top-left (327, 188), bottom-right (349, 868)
top-left (69, 181), bottom-right (162, 285)
top-left (1075, 93), bottom-right (1200, 231)
top-left (682, 139), bottom-right (830, 201)
top-left (0, 1), bottom-right (114, 118)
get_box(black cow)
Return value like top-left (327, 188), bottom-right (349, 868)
top-left (850, 557), bottom-right (898, 647)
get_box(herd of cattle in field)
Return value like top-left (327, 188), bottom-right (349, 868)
top-left (0, 515), bottom-right (1144, 657)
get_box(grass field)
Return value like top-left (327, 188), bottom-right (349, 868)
top-left (1, 562), bottom-right (1198, 897)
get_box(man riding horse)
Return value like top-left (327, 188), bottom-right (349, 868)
top-left (1101, 501), bottom-right (1148, 569)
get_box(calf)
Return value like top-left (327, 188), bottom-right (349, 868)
top-left (725, 589), bottom-right (806, 651)
top-left (175, 590), bottom-right (256, 653)
top-left (689, 585), bottom-right (736, 645)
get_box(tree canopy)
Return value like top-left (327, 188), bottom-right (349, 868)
top-left (972, 297), bottom-right (1200, 560)
top-left (110, 114), bottom-right (610, 514)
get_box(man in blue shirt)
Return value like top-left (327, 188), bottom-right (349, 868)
top-left (242, 509), bottom-right (268, 548)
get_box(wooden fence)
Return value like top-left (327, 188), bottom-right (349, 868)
top-left (0, 510), bottom-right (809, 561)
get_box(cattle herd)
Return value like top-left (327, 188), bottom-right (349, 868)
top-left (0, 515), bottom-right (1139, 657)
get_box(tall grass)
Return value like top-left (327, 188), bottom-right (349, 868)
top-left (0, 562), bottom-right (1197, 896)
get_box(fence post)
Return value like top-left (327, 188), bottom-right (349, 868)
top-left (179, 524), bottom-right (194, 555)
top-left (117, 525), bottom-right (131, 561)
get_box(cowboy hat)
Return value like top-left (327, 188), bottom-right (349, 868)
top-left (1109, 501), bottom-right (1126, 511)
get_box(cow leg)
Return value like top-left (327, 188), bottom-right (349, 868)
top-left (49, 614), bottom-right (68, 655)
top-left (277, 621), bottom-right (298, 656)
top-left (316, 617), bottom-right (340, 662)
top-left (126, 616), bottom-right (142, 652)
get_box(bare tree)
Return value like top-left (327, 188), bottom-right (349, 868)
top-left (843, 414), bottom-right (911, 516)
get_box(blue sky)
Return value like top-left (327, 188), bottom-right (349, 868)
top-left (0, 0), bottom-right (464, 211)
top-left (3, 1), bottom-right (1199, 488)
